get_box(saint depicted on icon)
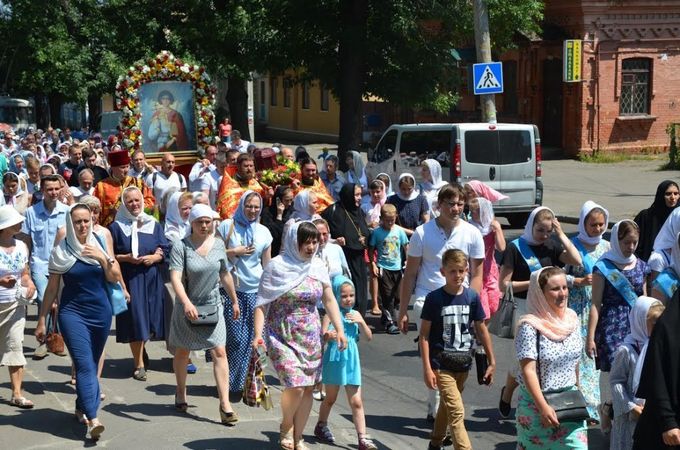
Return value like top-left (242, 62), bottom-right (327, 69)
top-left (147, 90), bottom-right (189, 152)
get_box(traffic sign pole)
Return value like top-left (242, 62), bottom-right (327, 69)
top-left (473, 0), bottom-right (497, 123)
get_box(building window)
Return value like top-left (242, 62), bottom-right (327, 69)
top-left (320, 85), bottom-right (329, 111)
top-left (260, 81), bottom-right (265, 105)
top-left (270, 77), bottom-right (277, 106)
top-left (302, 81), bottom-right (310, 110)
top-left (620, 58), bottom-right (651, 115)
top-left (283, 79), bottom-right (292, 108)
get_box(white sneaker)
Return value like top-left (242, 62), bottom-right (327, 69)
top-left (34, 343), bottom-right (48, 359)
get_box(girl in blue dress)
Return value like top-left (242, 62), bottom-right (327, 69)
top-left (314, 276), bottom-right (378, 450)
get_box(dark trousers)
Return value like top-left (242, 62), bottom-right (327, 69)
top-left (344, 248), bottom-right (368, 317)
top-left (378, 268), bottom-right (402, 325)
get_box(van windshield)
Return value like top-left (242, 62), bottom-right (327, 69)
top-left (464, 130), bottom-right (532, 165)
top-left (399, 130), bottom-right (452, 167)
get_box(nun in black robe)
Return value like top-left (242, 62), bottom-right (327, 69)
top-left (321, 183), bottom-right (370, 316)
top-left (633, 288), bottom-right (680, 449)
top-left (634, 180), bottom-right (679, 262)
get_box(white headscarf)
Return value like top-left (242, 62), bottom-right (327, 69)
top-left (670, 232), bottom-right (680, 278)
top-left (188, 203), bottom-right (216, 223)
top-left (114, 186), bottom-right (156, 258)
top-left (48, 204), bottom-right (100, 274)
top-left (577, 201), bottom-right (609, 246)
top-left (420, 159), bottom-right (447, 193)
top-left (396, 173), bottom-right (419, 201)
top-left (291, 190), bottom-right (315, 221)
top-left (600, 219), bottom-right (637, 265)
top-left (471, 197), bottom-right (495, 236)
top-left (256, 221), bottom-right (330, 307)
top-left (521, 206), bottom-right (554, 245)
top-left (375, 172), bottom-right (394, 196)
top-left (654, 207), bottom-right (680, 251)
top-left (623, 296), bottom-right (662, 393)
top-left (164, 191), bottom-right (190, 240)
top-left (347, 150), bottom-right (365, 184)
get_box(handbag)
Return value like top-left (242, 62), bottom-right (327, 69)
top-left (92, 234), bottom-right (128, 315)
top-left (536, 330), bottom-right (590, 422)
top-left (487, 284), bottom-right (516, 338)
top-left (46, 309), bottom-right (65, 355)
top-left (190, 303), bottom-right (219, 326)
top-left (436, 350), bottom-right (473, 372)
top-left (243, 351), bottom-right (273, 410)
top-left (475, 348), bottom-right (490, 385)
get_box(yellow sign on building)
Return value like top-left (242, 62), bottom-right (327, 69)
top-left (563, 39), bottom-right (582, 82)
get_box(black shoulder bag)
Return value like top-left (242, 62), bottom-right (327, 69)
top-left (536, 330), bottom-right (590, 422)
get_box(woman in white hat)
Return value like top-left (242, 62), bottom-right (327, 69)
top-left (0, 205), bottom-right (36, 408)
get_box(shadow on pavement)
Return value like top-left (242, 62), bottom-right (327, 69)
top-left (21, 380), bottom-right (76, 396)
top-left (145, 383), bottom-right (217, 399)
top-left (184, 436), bottom-right (274, 450)
top-left (359, 413), bottom-right (431, 439)
top-left (102, 401), bottom-right (222, 426)
top-left (0, 407), bottom-right (84, 442)
top-left (466, 407), bottom-right (516, 436)
top-left (392, 349), bottom-right (419, 358)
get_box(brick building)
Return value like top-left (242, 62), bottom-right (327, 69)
top-left (503, 0), bottom-right (680, 156)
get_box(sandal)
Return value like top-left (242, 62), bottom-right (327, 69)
top-left (294, 439), bottom-right (309, 450)
top-left (175, 396), bottom-right (188, 413)
top-left (75, 409), bottom-right (88, 424)
top-left (279, 426), bottom-right (294, 450)
top-left (86, 421), bottom-right (105, 440)
top-left (132, 367), bottom-right (147, 381)
top-left (358, 435), bottom-right (378, 450)
top-left (314, 422), bottom-right (335, 443)
top-left (10, 396), bottom-right (34, 409)
top-left (219, 406), bottom-right (238, 426)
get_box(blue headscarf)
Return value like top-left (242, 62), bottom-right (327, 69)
top-left (233, 190), bottom-right (262, 246)
top-left (332, 275), bottom-right (355, 314)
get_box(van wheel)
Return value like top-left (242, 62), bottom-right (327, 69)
top-left (506, 213), bottom-right (530, 229)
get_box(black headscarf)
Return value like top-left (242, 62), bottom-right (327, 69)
top-left (634, 180), bottom-right (679, 261)
top-left (633, 289), bottom-right (680, 449)
top-left (321, 183), bottom-right (369, 251)
top-left (260, 185), bottom-right (293, 257)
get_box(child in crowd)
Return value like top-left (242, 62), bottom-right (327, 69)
top-left (420, 249), bottom-right (496, 450)
top-left (314, 276), bottom-right (377, 450)
top-left (368, 204), bottom-right (409, 334)
top-left (609, 296), bottom-right (664, 450)
top-left (363, 179), bottom-right (387, 315)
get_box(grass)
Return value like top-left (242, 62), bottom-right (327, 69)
top-left (578, 151), bottom-right (662, 164)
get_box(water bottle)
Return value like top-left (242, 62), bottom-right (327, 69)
top-left (256, 339), bottom-right (268, 368)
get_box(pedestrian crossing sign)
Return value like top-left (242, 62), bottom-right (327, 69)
top-left (473, 62), bottom-right (504, 95)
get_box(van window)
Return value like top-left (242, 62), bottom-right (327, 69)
top-left (499, 130), bottom-right (532, 164)
top-left (371, 129), bottom-right (397, 163)
top-left (464, 129), bottom-right (532, 165)
top-left (464, 131), bottom-right (498, 164)
top-left (399, 130), bottom-right (452, 166)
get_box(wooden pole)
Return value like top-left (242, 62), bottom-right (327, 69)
top-left (473, 0), bottom-right (497, 123)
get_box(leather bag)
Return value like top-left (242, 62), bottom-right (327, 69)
top-left (487, 284), bottom-right (516, 338)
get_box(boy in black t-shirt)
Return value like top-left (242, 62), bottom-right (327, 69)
top-left (420, 249), bottom-right (496, 450)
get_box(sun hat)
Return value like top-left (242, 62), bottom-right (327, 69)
top-left (0, 205), bottom-right (25, 230)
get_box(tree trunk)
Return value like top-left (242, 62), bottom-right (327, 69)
top-left (226, 75), bottom-right (250, 141)
top-left (48, 93), bottom-right (64, 129)
top-left (337, 0), bottom-right (368, 170)
top-left (87, 93), bottom-right (102, 131)
top-left (34, 92), bottom-right (49, 130)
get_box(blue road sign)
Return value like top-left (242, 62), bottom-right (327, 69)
top-left (473, 62), bottom-right (504, 95)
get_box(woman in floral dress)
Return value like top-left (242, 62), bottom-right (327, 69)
top-left (566, 201), bottom-right (610, 421)
top-left (253, 221), bottom-right (347, 450)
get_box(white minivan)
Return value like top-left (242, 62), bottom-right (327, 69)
top-left (366, 123), bottom-right (543, 227)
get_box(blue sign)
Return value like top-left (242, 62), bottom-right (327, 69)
top-left (473, 62), bottom-right (504, 95)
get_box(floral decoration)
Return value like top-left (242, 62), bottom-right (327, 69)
top-left (258, 156), bottom-right (300, 187)
top-left (114, 50), bottom-right (216, 152)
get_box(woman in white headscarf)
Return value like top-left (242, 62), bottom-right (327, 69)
top-left (498, 206), bottom-right (582, 418)
top-left (290, 190), bottom-right (320, 222)
top-left (2, 172), bottom-right (29, 215)
top-left (168, 204), bottom-right (240, 425)
top-left (419, 159), bottom-right (448, 218)
top-left (36, 203), bottom-right (122, 440)
top-left (164, 191), bottom-right (193, 244)
top-left (216, 190), bottom-right (272, 395)
top-left (110, 186), bottom-right (170, 382)
top-left (610, 296), bottom-right (664, 450)
top-left (563, 201), bottom-right (610, 421)
top-left (587, 219), bottom-right (648, 433)
top-left (385, 173), bottom-right (429, 236)
top-left (345, 150), bottom-right (368, 194)
top-left (252, 221), bottom-right (348, 450)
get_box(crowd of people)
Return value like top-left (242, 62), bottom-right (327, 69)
top-left (1, 125), bottom-right (680, 449)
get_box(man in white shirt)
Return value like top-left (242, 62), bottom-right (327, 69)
top-left (188, 144), bottom-right (218, 191)
top-left (201, 151), bottom-right (229, 209)
top-left (128, 150), bottom-right (155, 180)
top-left (227, 130), bottom-right (250, 153)
top-left (145, 153), bottom-right (186, 214)
top-left (398, 183), bottom-right (484, 420)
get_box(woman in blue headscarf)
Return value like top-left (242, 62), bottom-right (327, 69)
top-left (217, 190), bottom-right (273, 394)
